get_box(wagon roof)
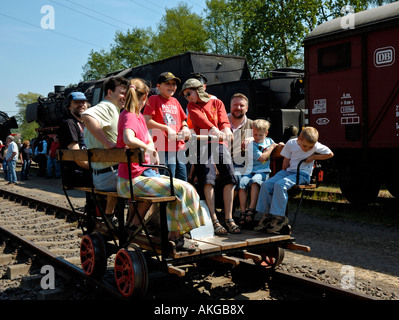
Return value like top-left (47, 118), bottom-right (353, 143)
top-left (304, 2), bottom-right (399, 43)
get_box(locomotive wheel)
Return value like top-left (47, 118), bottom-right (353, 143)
top-left (80, 232), bottom-right (107, 279)
top-left (259, 247), bottom-right (285, 269)
top-left (114, 244), bottom-right (148, 299)
top-left (339, 162), bottom-right (381, 205)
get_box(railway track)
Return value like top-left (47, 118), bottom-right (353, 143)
top-left (0, 185), bottom-right (381, 301)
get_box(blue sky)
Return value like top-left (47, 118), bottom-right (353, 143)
top-left (0, 0), bottom-right (207, 118)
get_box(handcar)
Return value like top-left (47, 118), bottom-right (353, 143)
top-left (59, 147), bottom-right (311, 298)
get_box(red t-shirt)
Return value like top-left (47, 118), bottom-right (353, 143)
top-left (143, 95), bottom-right (187, 152)
top-left (187, 98), bottom-right (231, 144)
top-left (117, 110), bottom-right (150, 180)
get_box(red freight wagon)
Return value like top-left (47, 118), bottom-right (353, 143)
top-left (304, 2), bottom-right (399, 204)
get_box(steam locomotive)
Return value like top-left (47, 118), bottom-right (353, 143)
top-left (0, 112), bottom-right (18, 144)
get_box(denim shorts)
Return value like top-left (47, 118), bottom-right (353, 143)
top-left (238, 172), bottom-right (269, 190)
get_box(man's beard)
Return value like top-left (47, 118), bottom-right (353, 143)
top-left (71, 109), bottom-right (83, 119)
top-left (232, 112), bottom-right (244, 119)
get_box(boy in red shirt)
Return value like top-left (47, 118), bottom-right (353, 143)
top-left (180, 78), bottom-right (240, 236)
top-left (144, 72), bottom-right (191, 180)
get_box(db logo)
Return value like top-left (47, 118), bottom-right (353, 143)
top-left (316, 118), bottom-right (330, 125)
top-left (374, 46), bottom-right (395, 67)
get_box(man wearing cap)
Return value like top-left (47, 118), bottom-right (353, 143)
top-left (81, 76), bottom-right (128, 219)
top-left (144, 72), bottom-right (191, 181)
top-left (180, 78), bottom-right (240, 236)
top-left (58, 91), bottom-right (90, 187)
top-left (5, 135), bottom-right (18, 185)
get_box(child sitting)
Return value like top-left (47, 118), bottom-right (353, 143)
top-left (237, 119), bottom-right (281, 228)
top-left (255, 126), bottom-right (333, 233)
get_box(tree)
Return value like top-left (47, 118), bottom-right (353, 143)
top-left (15, 92), bottom-right (40, 141)
top-left (204, 0), bottom-right (243, 55)
top-left (154, 3), bottom-right (209, 60)
top-left (82, 27), bottom-right (156, 81)
top-left (82, 3), bottom-right (209, 80)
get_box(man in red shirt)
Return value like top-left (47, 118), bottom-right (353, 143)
top-left (46, 135), bottom-right (61, 178)
top-left (144, 72), bottom-right (191, 180)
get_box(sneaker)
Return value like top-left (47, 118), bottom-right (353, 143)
top-left (97, 214), bottom-right (119, 227)
top-left (107, 214), bottom-right (119, 227)
top-left (266, 216), bottom-right (289, 233)
top-left (254, 213), bottom-right (273, 232)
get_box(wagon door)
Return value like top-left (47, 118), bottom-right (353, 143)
top-left (366, 25), bottom-right (399, 197)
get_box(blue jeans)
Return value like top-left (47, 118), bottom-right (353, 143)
top-left (47, 157), bottom-right (60, 177)
top-left (21, 159), bottom-right (31, 180)
top-left (256, 170), bottom-right (310, 217)
top-left (159, 150), bottom-right (187, 181)
top-left (7, 160), bottom-right (17, 183)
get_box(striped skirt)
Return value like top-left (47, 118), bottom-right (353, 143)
top-left (117, 175), bottom-right (204, 233)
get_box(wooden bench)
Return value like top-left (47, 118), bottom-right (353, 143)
top-left (58, 148), bottom-right (176, 203)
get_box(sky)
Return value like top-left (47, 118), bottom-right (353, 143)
top-left (0, 0), bottom-right (208, 118)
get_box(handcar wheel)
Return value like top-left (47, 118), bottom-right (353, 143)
top-left (114, 244), bottom-right (148, 298)
top-left (260, 247), bottom-right (285, 269)
top-left (80, 231), bottom-right (107, 279)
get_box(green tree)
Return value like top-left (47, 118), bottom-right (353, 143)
top-left (204, 0), bottom-right (243, 55)
top-left (82, 3), bottom-right (208, 80)
top-left (15, 92), bottom-right (40, 141)
top-left (154, 3), bottom-right (209, 60)
top-left (82, 27), bottom-right (156, 81)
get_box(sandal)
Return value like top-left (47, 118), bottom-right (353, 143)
top-left (212, 219), bottom-right (228, 236)
top-left (245, 208), bottom-right (257, 223)
top-left (225, 219), bottom-right (241, 234)
top-left (174, 237), bottom-right (198, 252)
top-left (238, 211), bottom-right (247, 226)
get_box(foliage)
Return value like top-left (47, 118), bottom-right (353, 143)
top-left (15, 92), bottom-right (40, 141)
top-left (155, 3), bottom-right (209, 60)
top-left (82, 3), bottom-right (207, 80)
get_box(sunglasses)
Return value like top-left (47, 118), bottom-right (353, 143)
top-left (184, 91), bottom-right (194, 99)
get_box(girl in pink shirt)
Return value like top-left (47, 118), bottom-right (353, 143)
top-left (116, 78), bottom-right (204, 252)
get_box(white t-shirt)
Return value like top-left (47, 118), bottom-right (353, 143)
top-left (6, 141), bottom-right (18, 161)
top-left (280, 138), bottom-right (331, 176)
top-left (82, 99), bottom-right (120, 169)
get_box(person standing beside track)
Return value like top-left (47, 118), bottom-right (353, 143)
top-left (116, 78), bottom-right (204, 252)
top-left (81, 76), bottom-right (128, 221)
top-left (5, 135), bottom-right (18, 185)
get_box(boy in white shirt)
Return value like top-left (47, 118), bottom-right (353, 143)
top-left (255, 127), bottom-right (333, 233)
